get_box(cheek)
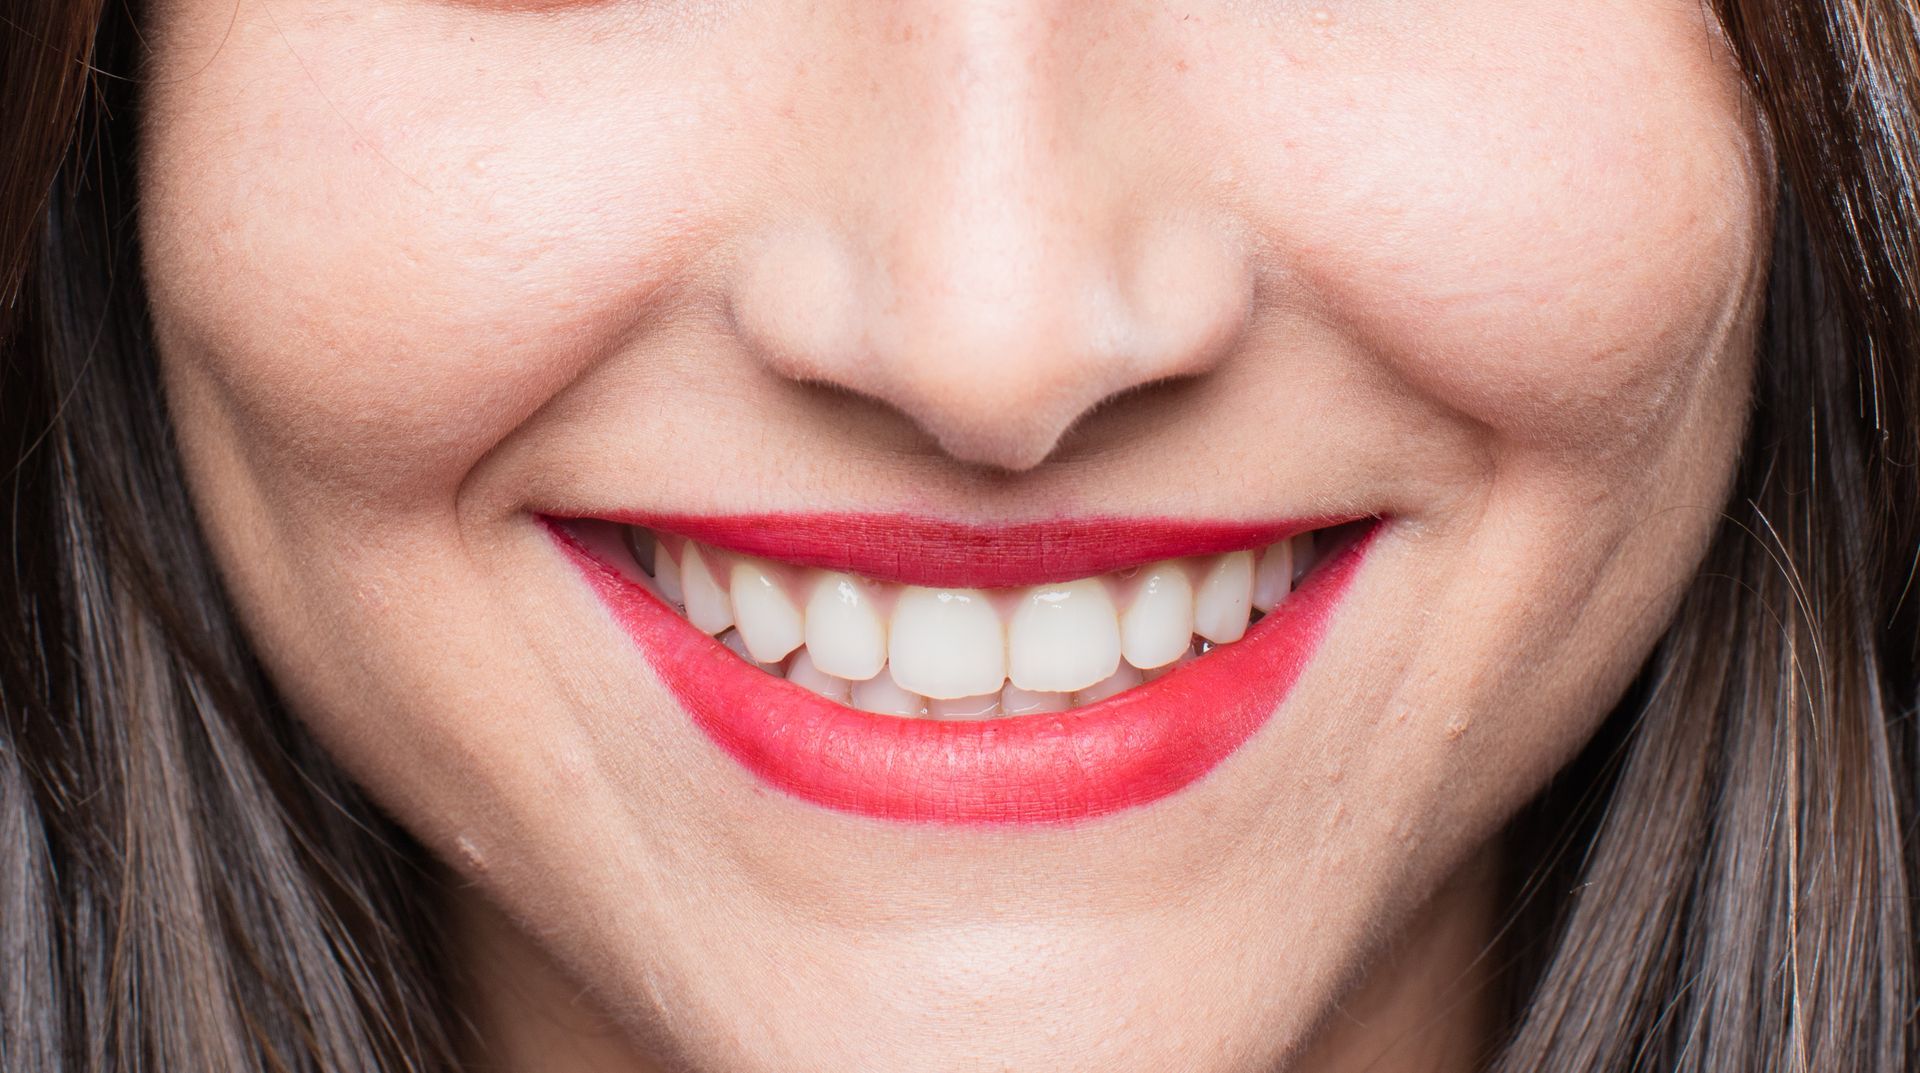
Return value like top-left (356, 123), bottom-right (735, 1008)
top-left (139, 5), bottom-right (729, 509)
top-left (1222, 4), bottom-right (1769, 454)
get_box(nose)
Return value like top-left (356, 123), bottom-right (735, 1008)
top-left (727, 7), bottom-right (1252, 473)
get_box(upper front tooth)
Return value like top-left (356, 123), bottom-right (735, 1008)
top-left (804, 573), bottom-right (887, 681)
top-left (1120, 561), bottom-right (1194, 670)
top-left (681, 543), bottom-right (733, 634)
top-left (1194, 550), bottom-right (1254, 643)
top-left (1008, 578), bottom-right (1121, 693)
top-left (729, 559), bottom-right (804, 662)
top-left (1252, 540), bottom-right (1293, 612)
top-left (888, 587), bottom-right (1006, 699)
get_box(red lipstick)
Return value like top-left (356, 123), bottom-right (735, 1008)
top-left (591, 512), bottom-right (1340, 589)
top-left (549, 515), bottom-right (1375, 825)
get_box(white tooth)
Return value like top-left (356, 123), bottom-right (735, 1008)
top-left (654, 540), bottom-right (685, 605)
top-left (729, 559), bottom-right (805, 662)
top-left (1074, 663), bottom-right (1143, 706)
top-left (1007, 578), bottom-right (1121, 693)
top-left (1120, 562), bottom-right (1194, 670)
top-left (718, 628), bottom-right (780, 673)
top-left (1000, 684), bottom-right (1072, 715)
top-left (784, 649), bottom-right (851, 703)
top-left (851, 672), bottom-right (924, 717)
top-left (681, 543), bottom-right (733, 634)
top-left (1252, 540), bottom-right (1293, 612)
top-left (803, 572), bottom-right (887, 681)
top-left (888, 587), bottom-right (1005, 699)
top-left (929, 693), bottom-right (1001, 720)
top-left (1193, 550), bottom-right (1254, 644)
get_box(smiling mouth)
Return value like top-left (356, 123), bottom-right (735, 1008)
top-left (548, 513), bottom-right (1378, 824)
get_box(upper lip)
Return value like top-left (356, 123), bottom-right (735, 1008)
top-left (575, 512), bottom-right (1357, 589)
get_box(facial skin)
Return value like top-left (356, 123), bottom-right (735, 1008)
top-left (139, 1), bottom-right (1771, 1070)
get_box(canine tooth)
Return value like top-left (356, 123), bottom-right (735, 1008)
top-left (1120, 562), bottom-right (1194, 670)
top-left (889, 587), bottom-right (1005, 699)
top-left (1252, 540), bottom-right (1292, 612)
top-left (1194, 550), bottom-right (1254, 643)
top-left (718, 628), bottom-right (780, 673)
top-left (1074, 663), bottom-right (1143, 706)
top-left (1000, 684), bottom-right (1072, 715)
top-left (653, 539), bottom-right (685, 605)
top-left (1008, 578), bottom-right (1121, 693)
top-left (729, 559), bottom-right (804, 662)
top-left (804, 573), bottom-right (887, 681)
top-left (852, 672), bottom-right (924, 716)
top-left (929, 693), bottom-right (1002, 719)
top-left (784, 649), bottom-right (851, 703)
top-left (681, 543), bottom-right (733, 634)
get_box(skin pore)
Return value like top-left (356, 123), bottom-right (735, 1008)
top-left (138, 1), bottom-right (1771, 1070)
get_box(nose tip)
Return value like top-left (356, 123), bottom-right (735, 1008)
top-left (731, 216), bottom-right (1252, 472)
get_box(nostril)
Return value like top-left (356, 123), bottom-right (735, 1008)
top-left (729, 212), bottom-right (1254, 473)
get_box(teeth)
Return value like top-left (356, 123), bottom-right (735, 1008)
top-left (729, 559), bottom-right (805, 663)
top-left (681, 543), bottom-right (733, 634)
top-left (718, 628), bottom-right (780, 673)
top-left (1074, 663), bottom-right (1143, 706)
top-left (1252, 540), bottom-right (1292, 612)
top-left (784, 649), bottom-right (851, 703)
top-left (851, 672), bottom-right (925, 717)
top-left (1120, 561), bottom-right (1194, 670)
top-left (624, 527), bottom-right (657, 577)
top-left (803, 573), bottom-right (887, 681)
top-left (888, 588), bottom-right (1006, 699)
top-left (654, 539), bottom-right (685, 605)
top-left (621, 523), bottom-right (1339, 719)
top-left (1000, 684), bottom-right (1072, 715)
top-left (1291, 532), bottom-right (1318, 584)
top-left (1008, 578), bottom-right (1122, 693)
top-left (930, 693), bottom-right (1002, 719)
top-left (1193, 550), bottom-right (1254, 644)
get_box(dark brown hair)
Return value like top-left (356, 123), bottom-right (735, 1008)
top-left (2, 2), bottom-right (1916, 1070)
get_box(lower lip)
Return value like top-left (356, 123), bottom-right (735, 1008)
top-left (550, 523), bottom-right (1375, 826)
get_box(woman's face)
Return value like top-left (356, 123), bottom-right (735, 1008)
top-left (141, 1), bottom-right (1770, 1068)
